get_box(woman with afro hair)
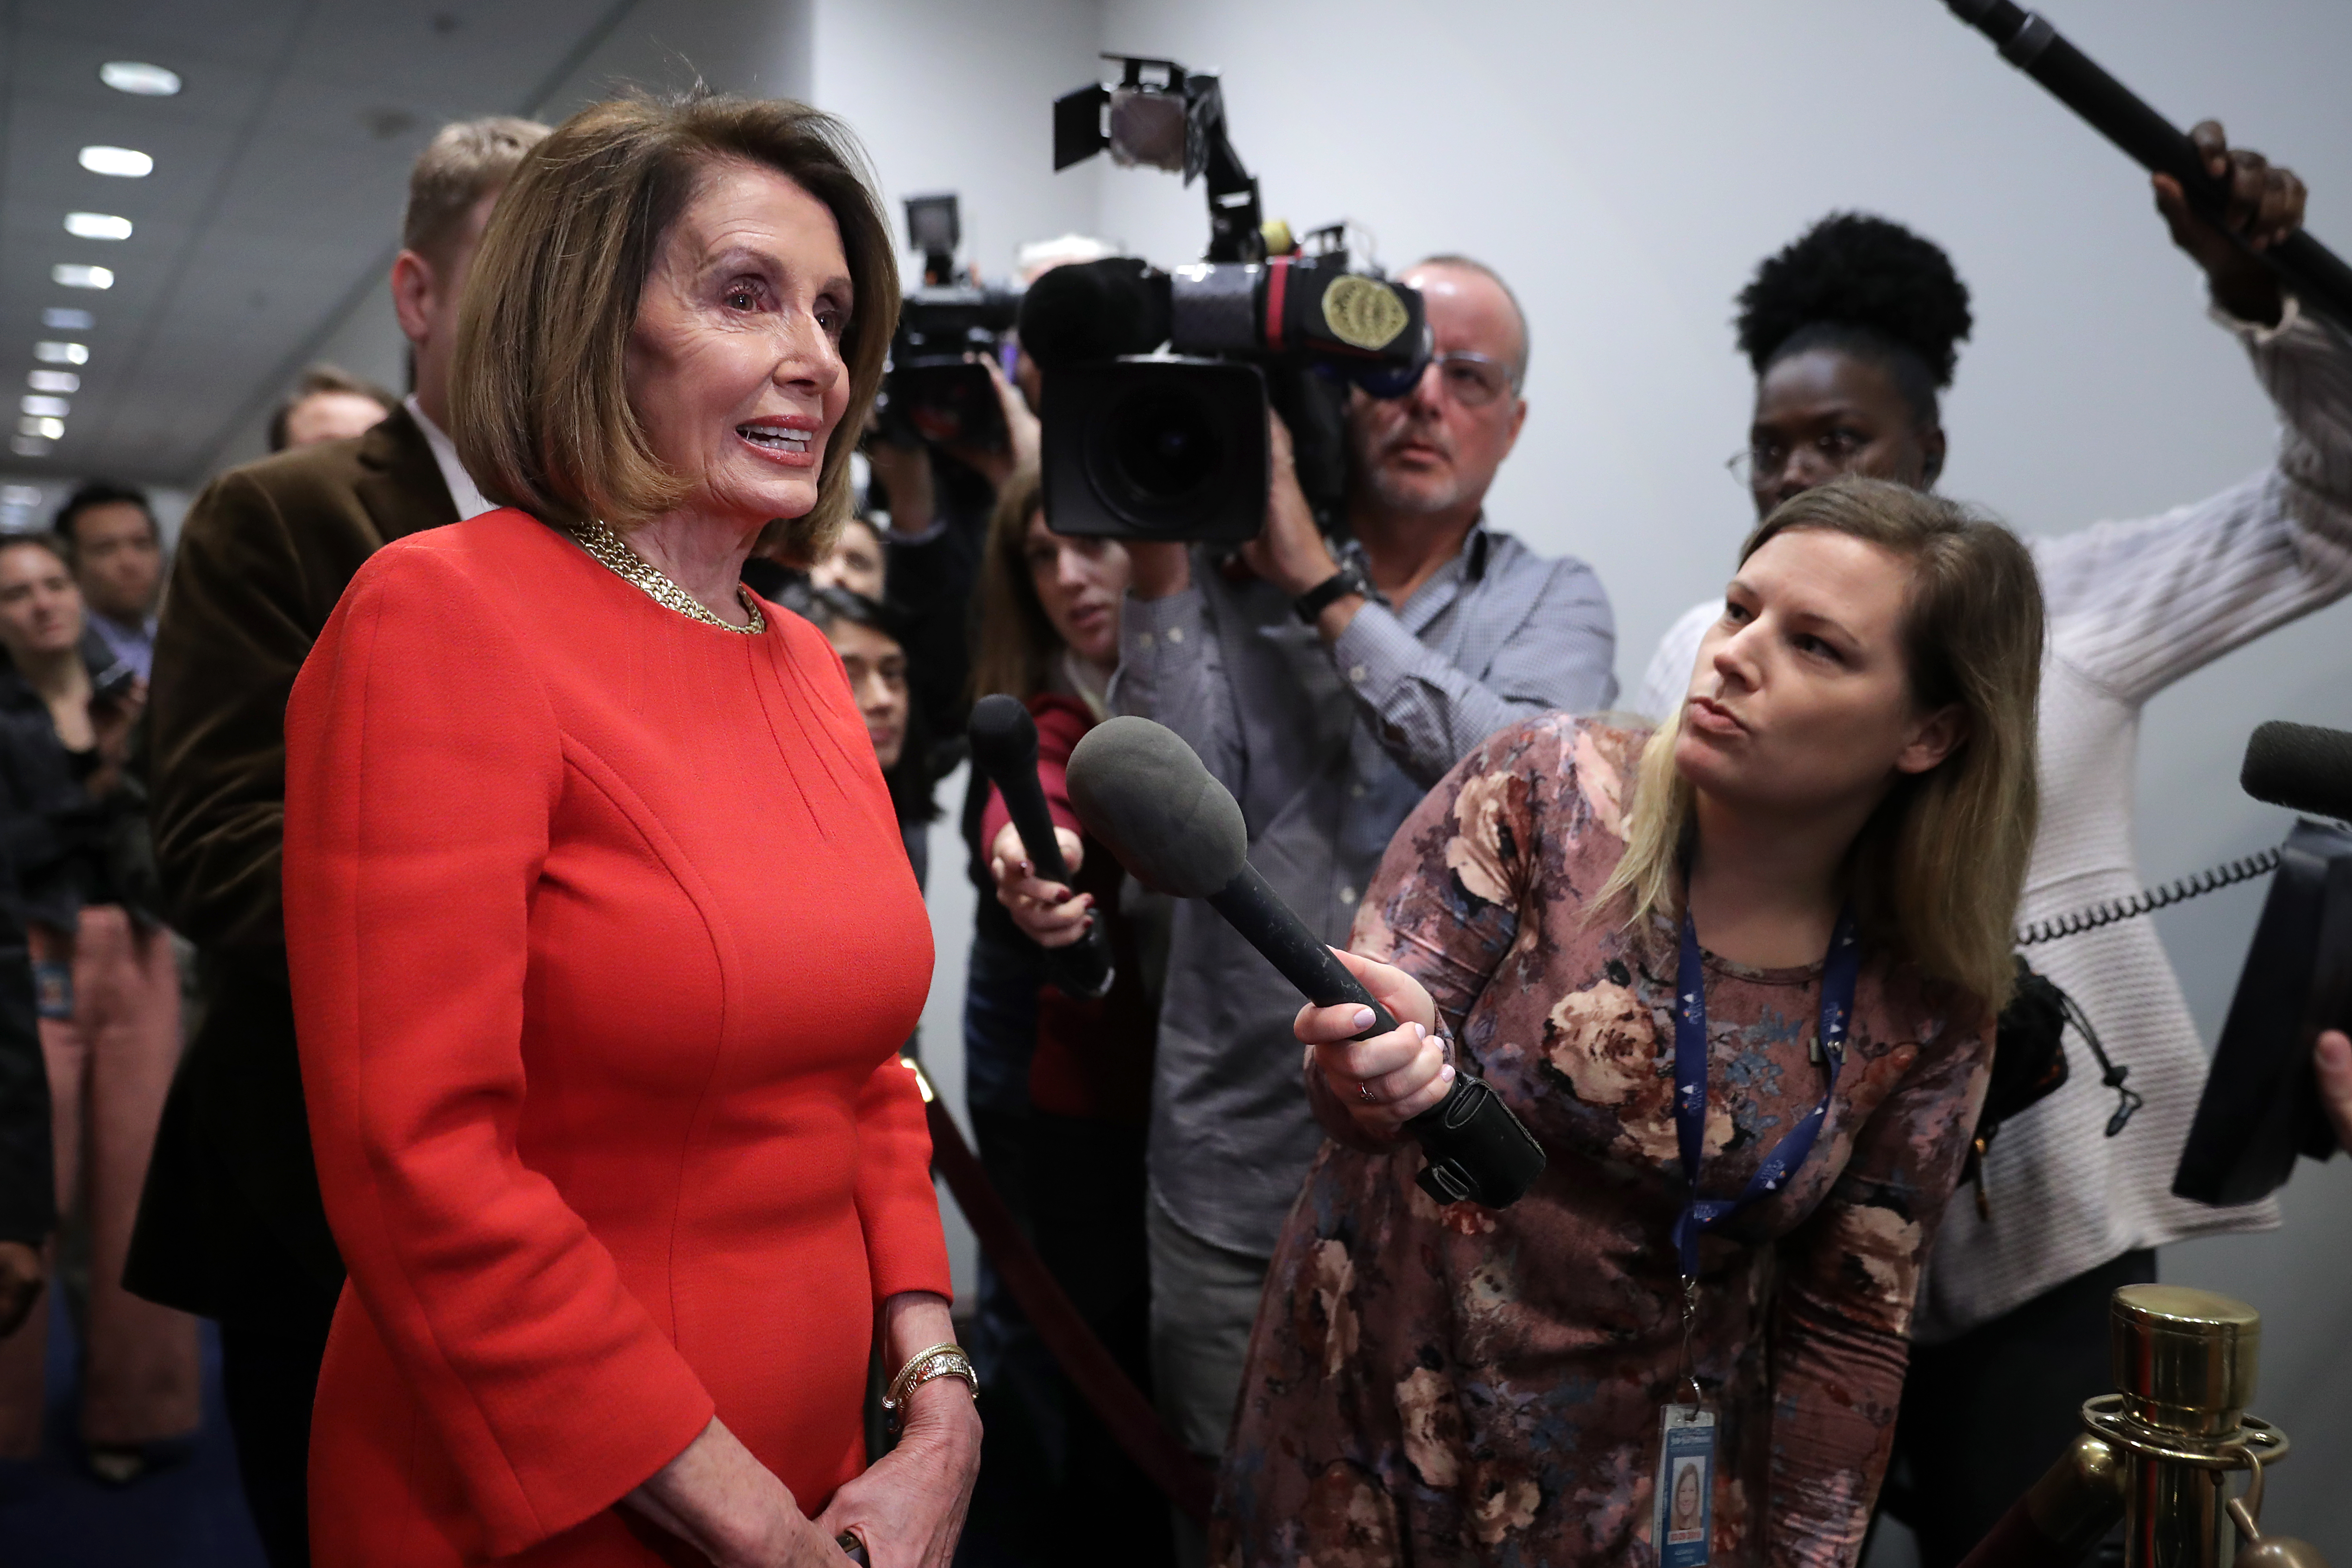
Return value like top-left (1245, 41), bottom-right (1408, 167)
top-left (1636, 121), bottom-right (2352, 1568)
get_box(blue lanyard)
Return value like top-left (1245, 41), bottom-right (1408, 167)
top-left (1669, 902), bottom-right (1860, 1279)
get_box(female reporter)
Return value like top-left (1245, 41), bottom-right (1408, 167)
top-left (1219, 478), bottom-right (2042, 1567)
top-left (283, 95), bottom-right (976, 1568)
top-left (1631, 126), bottom-right (2352, 1566)
top-left (956, 468), bottom-right (1170, 1563)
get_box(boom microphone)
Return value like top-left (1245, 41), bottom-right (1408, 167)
top-left (968, 695), bottom-right (1116, 1000)
top-left (2241, 720), bottom-right (2352, 823)
top-left (1944, 0), bottom-right (2352, 329)
top-left (1064, 716), bottom-right (1547, 1209)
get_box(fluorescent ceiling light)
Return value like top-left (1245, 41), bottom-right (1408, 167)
top-left (52, 265), bottom-right (113, 290)
top-left (42, 309), bottom-right (95, 331)
top-left (65, 213), bottom-right (133, 241)
top-left (101, 62), bottom-right (181, 96)
top-left (78, 146), bottom-right (152, 178)
top-left (0, 487), bottom-right (41, 506)
top-left (22, 397), bottom-right (71, 419)
top-left (28, 372), bottom-right (80, 394)
top-left (34, 342), bottom-right (90, 365)
top-left (19, 417), bottom-right (66, 441)
top-left (10, 437), bottom-right (53, 457)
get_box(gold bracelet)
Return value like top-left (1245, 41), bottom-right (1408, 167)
top-left (882, 1342), bottom-right (978, 1431)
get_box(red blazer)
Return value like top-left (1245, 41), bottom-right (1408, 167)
top-left (284, 510), bottom-right (949, 1566)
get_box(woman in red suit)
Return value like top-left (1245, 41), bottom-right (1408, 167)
top-left (282, 95), bottom-right (978, 1568)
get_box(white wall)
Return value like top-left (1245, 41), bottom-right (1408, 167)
top-left (833, 0), bottom-right (2352, 1554)
top-left (809, 0), bottom-right (1104, 290)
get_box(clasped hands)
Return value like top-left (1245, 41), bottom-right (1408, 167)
top-left (626, 1294), bottom-right (977, 1568)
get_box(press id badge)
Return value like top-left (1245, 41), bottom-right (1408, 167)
top-left (32, 960), bottom-right (71, 1022)
top-left (1654, 1404), bottom-right (1717, 1567)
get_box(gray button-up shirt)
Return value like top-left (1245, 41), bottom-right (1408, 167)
top-left (1113, 523), bottom-right (1617, 1255)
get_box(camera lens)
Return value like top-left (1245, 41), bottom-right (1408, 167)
top-left (1108, 389), bottom-right (1223, 504)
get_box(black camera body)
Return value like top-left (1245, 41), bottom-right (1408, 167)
top-left (1041, 358), bottom-right (1267, 546)
top-left (1024, 252), bottom-right (1427, 544)
top-left (1035, 60), bottom-right (1432, 543)
top-left (877, 283), bottom-right (1021, 452)
top-left (874, 193), bottom-right (1021, 453)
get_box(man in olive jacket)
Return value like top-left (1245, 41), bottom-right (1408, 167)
top-left (126, 115), bottom-right (544, 1567)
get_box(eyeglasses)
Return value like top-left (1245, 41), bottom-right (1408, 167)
top-left (1428, 352), bottom-right (1517, 409)
top-left (1725, 428), bottom-right (1870, 488)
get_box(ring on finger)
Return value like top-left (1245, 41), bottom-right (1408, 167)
top-left (1358, 1080), bottom-right (1379, 1104)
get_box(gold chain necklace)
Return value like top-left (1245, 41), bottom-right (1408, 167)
top-left (566, 517), bottom-right (765, 635)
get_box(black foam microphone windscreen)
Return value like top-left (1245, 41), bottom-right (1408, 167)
top-left (2241, 720), bottom-right (2352, 822)
top-left (1066, 717), bottom-right (1547, 1209)
top-left (1016, 258), bottom-right (1172, 369)
top-left (968, 695), bottom-right (1115, 1000)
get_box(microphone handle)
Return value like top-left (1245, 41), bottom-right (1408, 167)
top-left (1205, 863), bottom-right (1547, 1209)
top-left (981, 753), bottom-right (1117, 1001)
top-left (1948, 0), bottom-right (2352, 329)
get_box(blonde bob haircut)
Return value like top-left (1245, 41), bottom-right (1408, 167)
top-left (449, 92), bottom-right (896, 565)
top-left (1597, 476), bottom-right (2044, 1013)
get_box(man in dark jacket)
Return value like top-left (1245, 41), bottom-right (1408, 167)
top-left (126, 114), bottom-right (544, 1567)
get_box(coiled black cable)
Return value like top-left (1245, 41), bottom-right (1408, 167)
top-left (2015, 848), bottom-right (2281, 947)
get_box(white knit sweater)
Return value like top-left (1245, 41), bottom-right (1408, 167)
top-left (1633, 301), bottom-right (2352, 1340)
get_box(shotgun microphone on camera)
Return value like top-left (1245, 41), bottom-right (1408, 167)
top-left (1018, 258), bottom-right (1172, 369)
top-left (1063, 716), bottom-right (1547, 1209)
top-left (2240, 720), bottom-right (2352, 824)
top-left (968, 695), bottom-right (1116, 1000)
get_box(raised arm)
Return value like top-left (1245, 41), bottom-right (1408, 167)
top-left (2037, 124), bottom-right (2352, 705)
top-left (1110, 542), bottom-right (1249, 791)
top-left (1330, 557), bottom-right (1617, 787)
top-left (1764, 1002), bottom-right (1992, 1567)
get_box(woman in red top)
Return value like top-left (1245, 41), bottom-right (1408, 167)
top-left (960, 467), bottom-right (1169, 1563)
top-left (283, 95), bottom-right (977, 1568)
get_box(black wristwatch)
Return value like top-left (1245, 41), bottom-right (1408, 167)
top-left (1293, 558), bottom-right (1375, 625)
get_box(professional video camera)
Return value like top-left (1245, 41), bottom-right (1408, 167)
top-left (2172, 720), bottom-right (2352, 1204)
top-left (1025, 57), bottom-right (1432, 544)
top-left (873, 193), bottom-right (1021, 453)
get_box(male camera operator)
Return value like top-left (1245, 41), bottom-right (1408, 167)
top-left (1113, 254), bottom-right (1616, 1549)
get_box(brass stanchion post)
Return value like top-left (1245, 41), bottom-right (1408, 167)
top-left (2081, 1285), bottom-right (2297, 1568)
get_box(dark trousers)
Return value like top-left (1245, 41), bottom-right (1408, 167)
top-left (957, 940), bottom-right (1170, 1568)
top-left (216, 1237), bottom-right (342, 1568)
top-left (1882, 1248), bottom-right (2157, 1568)
top-left (958, 1105), bottom-right (1168, 1568)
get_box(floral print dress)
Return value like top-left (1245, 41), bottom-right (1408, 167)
top-left (1213, 718), bottom-right (1993, 1568)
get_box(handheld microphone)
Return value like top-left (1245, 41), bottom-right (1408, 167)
top-left (2241, 720), bottom-right (2352, 823)
top-left (1943, 0), bottom-right (2352, 329)
top-left (1064, 716), bottom-right (1547, 1209)
top-left (968, 695), bottom-right (1116, 1000)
